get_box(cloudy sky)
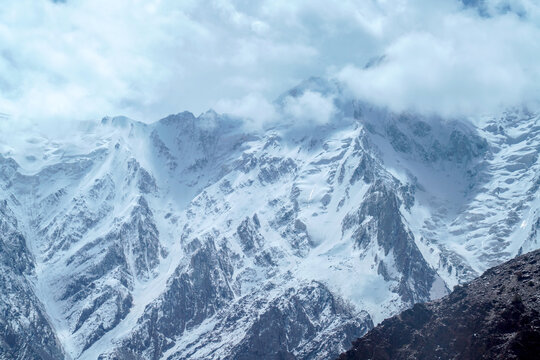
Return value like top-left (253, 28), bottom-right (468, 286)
top-left (1, 0), bottom-right (539, 126)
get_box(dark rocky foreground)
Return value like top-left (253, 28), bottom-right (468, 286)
top-left (338, 249), bottom-right (540, 360)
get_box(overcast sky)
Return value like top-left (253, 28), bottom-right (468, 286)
top-left (1, 0), bottom-right (540, 126)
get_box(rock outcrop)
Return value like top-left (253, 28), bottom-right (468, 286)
top-left (339, 249), bottom-right (540, 360)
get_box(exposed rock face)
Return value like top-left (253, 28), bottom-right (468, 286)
top-left (0, 199), bottom-right (65, 360)
top-left (342, 180), bottom-right (437, 304)
top-left (227, 282), bottom-right (372, 360)
top-left (338, 249), bottom-right (540, 360)
top-left (116, 238), bottom-right (236, 359)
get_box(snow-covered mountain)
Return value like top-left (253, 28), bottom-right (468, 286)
top-left (0, 78), bottom-right (539, 360)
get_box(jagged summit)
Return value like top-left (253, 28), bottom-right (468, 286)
top-left (101, 116), bottom-right (144, 128)
top-left (275, 76), bottom-right (342, 104)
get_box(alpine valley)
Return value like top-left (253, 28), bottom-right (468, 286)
top-left (1, 78), bottom-right (539, 360)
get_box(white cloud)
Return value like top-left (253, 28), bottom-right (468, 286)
top-left (214, 93), bottom-right (278, 130)
top-left (337, 1), bottom-right (540, 116)
top-left (283, 91), bottom-right (336, 125)
top-left (0, 0), bottom-right (374, 125)
top-left (1, 0), bottom-right (540, 128)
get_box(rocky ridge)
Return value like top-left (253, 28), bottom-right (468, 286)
top-left (338, 248), bottom-right (540, 360)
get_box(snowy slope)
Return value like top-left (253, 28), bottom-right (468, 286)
top-left (0, 78), bottom-right (538, 359)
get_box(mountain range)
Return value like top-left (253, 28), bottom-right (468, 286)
top-left (0, 77), bottom-right (539, 359)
